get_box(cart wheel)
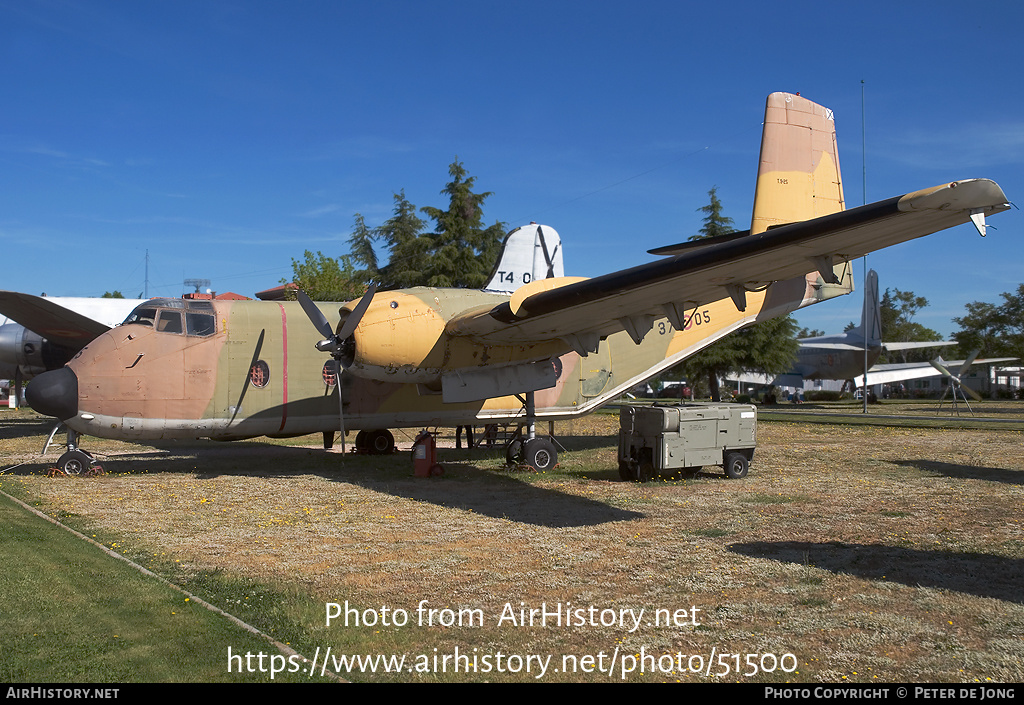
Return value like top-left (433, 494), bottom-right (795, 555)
top-left (637, 460), bottom-right (656, 483)
top-left (724, 452), bottom-right (749, 479)
top-left (636, 449), bottom-right (655, 483)
top-left (618, 460), bottom-right (633, 481)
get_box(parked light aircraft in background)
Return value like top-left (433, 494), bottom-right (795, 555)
top-left (25, 92), bottom-right (1011, 474)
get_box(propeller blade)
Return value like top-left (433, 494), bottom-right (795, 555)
top-left (959, 348), bottom-right (981, 377)
top-left (961, 382), bottom-right (983, 402)
top-left (296, 290), bottom-right (335, 340)
top-left (929, 357), bottom-right (952, 377)
top-left (229, 329), bottom-right (266, 424)
top-left (298, 285), bottom-right (376, 456)
top-left (335, 358), bottom-right (347, 453)
top-left (337, 284), bottom-right (377, 341)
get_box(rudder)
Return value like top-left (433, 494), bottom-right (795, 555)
top-left (750, 92), bottom-right (845, 235)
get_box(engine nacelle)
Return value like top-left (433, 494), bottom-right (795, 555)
top-left (338, 290), bottom-right (567, 385)
top-left (342, 292), bottom-right (450, 383)
top-left (0, 324), bottom-right (78, 377)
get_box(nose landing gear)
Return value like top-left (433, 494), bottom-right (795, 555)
top-left (45, 425), bottom-right (101, 475)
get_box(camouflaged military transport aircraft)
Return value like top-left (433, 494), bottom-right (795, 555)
top-left (26, 92), bottom-right (1011, 475)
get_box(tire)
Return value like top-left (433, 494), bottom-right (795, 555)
top-left (522, 438), bottom-right (557, 472)
top-left (635, 449), bottom-right (655, 483)
top-left (505, 438), bottom-right (524, 465)
top-left (724, 452), bottom-right (749, 479)
top-left (367, 429), bottom-right (395, 455)
top-left (57, 449), bottom-right (93, 475)
top-left (618, 460), bottom-right (633, 482)
top-left (355, 430), bottom-right (368, 452)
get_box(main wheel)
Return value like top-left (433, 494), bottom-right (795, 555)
top-left (366, 429), bottom-right (395, 455)
top-left (505, 438), bottom-right (524, 466)
top-left (723, 452), bottom-right (749, 479)
top-left (57, 449), bottom-right (94, 476)
top-left (522, 438), bottom-right (557, 471)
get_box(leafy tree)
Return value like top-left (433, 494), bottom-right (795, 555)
top-left (285, 250), bottom-right (365, 301)
top-left (797, 327), bottom-right (825, 338)
top-left (102, 291), bottom-right (125, 298)
top-left (953, 285), bottom-right (1024, 359)
top-left (878, 288), bottom-right (942, 363)
top-left (673, 187), bottom-right (798, 401)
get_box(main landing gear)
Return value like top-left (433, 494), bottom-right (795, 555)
top-left (504, 391), bottom-right (560, 472)
top-left (354, 429), bottom-right (396, 455)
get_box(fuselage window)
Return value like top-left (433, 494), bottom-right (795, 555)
top-left (322, 361), bottom-right (337, 387)
top-left (249, 360), bottom-right (270, 388)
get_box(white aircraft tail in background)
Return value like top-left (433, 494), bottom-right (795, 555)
top-left (484, 223), bottom-right (563, 293)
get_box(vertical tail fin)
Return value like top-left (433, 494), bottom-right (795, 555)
top-left (484, 223), bottom-right (563, 293)
top-left (750, 92), bottom-right (845, 235)
top-left (850, 269), bottom-right (882, 346)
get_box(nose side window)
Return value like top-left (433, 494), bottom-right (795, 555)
top-left (157, 310), bottom-right (183, 334)
top-left (186, 312), bottom-right (216, 337)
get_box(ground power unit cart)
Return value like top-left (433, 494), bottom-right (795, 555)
top-left (618, 403), bottom-right (757, 482)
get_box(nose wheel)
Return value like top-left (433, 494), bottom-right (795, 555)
top-left (56, 448), bottom-right (97, 475)
top-left (44, 426), bottom-right (100, 475)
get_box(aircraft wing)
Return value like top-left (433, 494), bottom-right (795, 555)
top-left (855, 357), bottom-right (1018, 387)
top-left (448, 179), bottom-right (1009, 349)
top-left (882, 340), bottom-right (956, 351)
top-left (0, 291), bottom-right (115, 348)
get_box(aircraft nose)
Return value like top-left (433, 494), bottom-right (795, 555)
top-left (26, 367), bottom-right (79, 421)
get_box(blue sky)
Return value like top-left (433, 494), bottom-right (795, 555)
top-left (2, 0), bottom-right (1021, 337)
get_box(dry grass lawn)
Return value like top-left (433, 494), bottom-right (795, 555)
top-left (2, 407), bottom-right (1023, 682)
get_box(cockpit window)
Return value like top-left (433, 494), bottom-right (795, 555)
top-left (122, 300), bottom-right (217, 336)
top-left (123, 306), bottom-right (157, 327)
top-left (157, 310), bottom-right (183, 334)
top-left (186, 312), bottom-right (216, 337)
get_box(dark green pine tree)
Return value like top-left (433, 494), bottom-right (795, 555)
top-left (673, 187), bottom-right (798, 401)
top-left (419, 159), bottom-right (506, 289)
top-left (690, 185), bottom-right (735, 241)
top-left (374, 190), bottom-right (430, 290)
top-left (346, 213), bottom-right (379, 283)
